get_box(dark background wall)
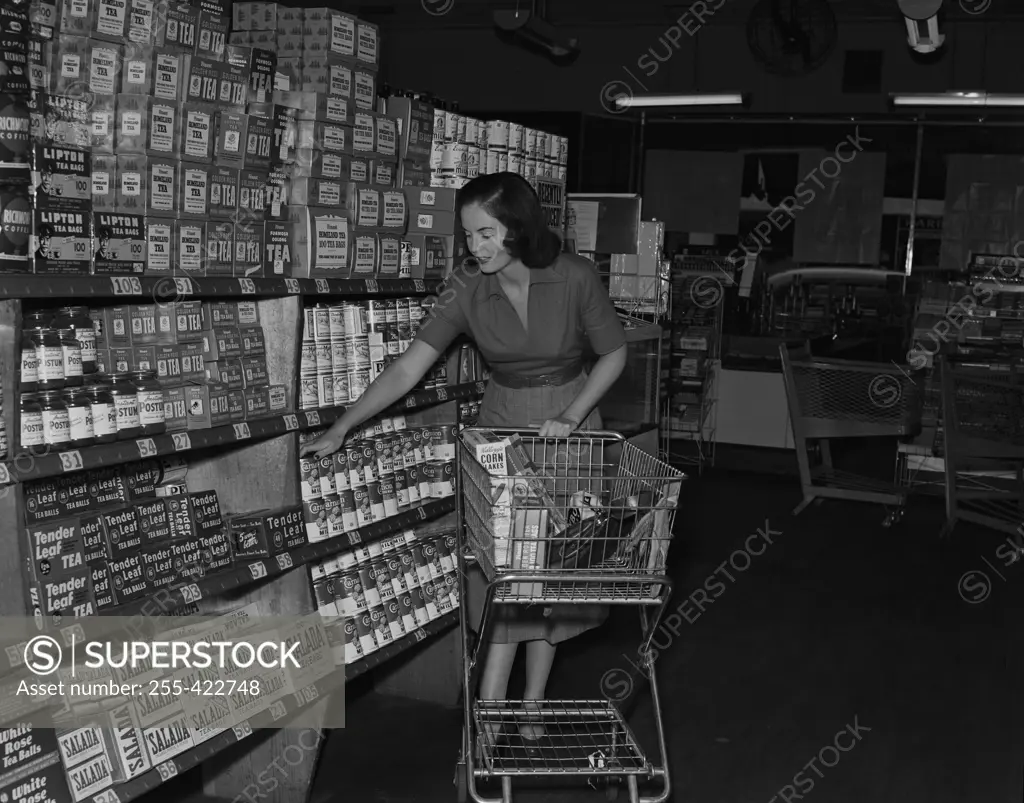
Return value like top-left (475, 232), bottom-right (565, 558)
top-left (361, 0), bottom-right (1019, 114)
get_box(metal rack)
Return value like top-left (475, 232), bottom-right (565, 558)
top-left (661, 253), bottom-right (732, 473)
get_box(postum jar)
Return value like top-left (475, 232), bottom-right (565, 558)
top-left (37, 390), bottom-right (70, 449)
top-left (57, 328), bottom-right (83, 387)
top-left (54, 306), bottom-right (97, 374)
top-left (106, 373), bottom-right (141, 439)
top-left (130, 370), bottom-right (165, 436)
top-left (28, 327), bottom-right (65, 391)
top-left (62, 388), bottom-right (95, 448)
top-left (84, 382), bottom-right (117, 444)
top-left (19, 393), bottom-right (43, 451)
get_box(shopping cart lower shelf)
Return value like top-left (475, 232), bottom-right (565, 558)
top-left (454, 428), bottom-right (685, 803)
top-left (472, 700), bottom-right (650, 776)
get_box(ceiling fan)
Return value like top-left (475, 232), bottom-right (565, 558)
top-left (747, 0), bottom-right (839, 76)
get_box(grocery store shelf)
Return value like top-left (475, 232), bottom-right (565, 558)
top-left (0, 382), bottom-right (486, 485)
top-left (346, 610), bottom-right (459, 682)
top-left (0, 275), bottom-right (441, 300)
top-left (90, 670), bottom-right (347, 803)
top-left (110, 497), bottom-right (457, 618)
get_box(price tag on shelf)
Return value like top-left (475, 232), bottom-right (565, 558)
top-left (232, 722), bottom-right (253, 741)
top-left (475, 382), bottom-right (486, 393)
top-left (364, 279), bottom-right (379, 294)
top-left (238, 278), bottom-right (256, 294)
top-left (180, 584), bottom-right (202, 604)
top-left (405, 396), bottom-right (417, 408)
top-left (171, 432), bottom-right (192, 452)
top-left (276, 553), bottom-right (294, 571)
top-left (315, 279), bottom-right (330, 294)
top-left (295, 684), bottom-right (319, 706)
top-left (305, 411), bottom-right (321, 427)
top-left (233, 422), bottom-right (251, 440)
top-left (284, 278), bottom-right (301, 294)
top-left (110, 276), bottom-right (142, 296)
top-left (174, 277), bottom-right (194, 296)
top-left (136, 438), bottom-right (158, 459)
top-left (436, 387), bottom-right (448, 401)
top-left (417, 506), bottom-right (428, 520)
top-left (155, 761), bottom-right (178, 781)
top-left (413, 279), bottom-right (426, 293)
top-left (282, 414), bottom-right (299, 431)
top-left (59, 450), bottom-right (84, 473)
top-left (414, 628), bottom-right (427, 642)
top-left (347, 531), bottom-right (361, 545)
top-left (269, 700), bottom-right (287, 721)
top-left (248, 562), bottom-right (268, 580)
top-left (92, 790), bottom-right (122, 803)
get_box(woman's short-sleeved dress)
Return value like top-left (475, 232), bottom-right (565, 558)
top-left (415, 253), bottom-right (627, 645)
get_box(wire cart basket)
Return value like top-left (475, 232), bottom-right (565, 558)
top-left (939, 357), bottom-right (1024, 542)
top-left (779, 343), bottom-right (922, 524)
top-left (453, 428), bottom-right (686, 803)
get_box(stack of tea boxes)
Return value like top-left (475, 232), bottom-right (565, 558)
top-left (15, 454), bottom-right (337, 803)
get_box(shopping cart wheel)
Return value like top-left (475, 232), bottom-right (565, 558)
top-left (454, 761), bottom-right (468, 803)
top-left (882, 508), bottom-right (904, 528)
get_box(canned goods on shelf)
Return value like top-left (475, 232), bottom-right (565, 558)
top-left (509, 153), bottom-right (525, 175)
top-left (452, 142), bottom-right (468, 177)
top-left (439, 144), bottom-right (457, 176)
top-left (378, 474), bottom-right (398, 517)
top-left (352, 483), bottom-right (373, 528)
top-left (55, 307), bottom-right (97, 374)
top-left (337, 487), bottom-right (357, 531)
top-left (444, 111), bottom-right (461, 142)
top-left (300, 455), bottom-right (322, 500)
top-left (508, 122), bottom-right (525, 154)
top-left (359, 439), bottom-right (379, 485)
top-left (487, 120), bottom-right (509, 150)
top-left (525, 128), bottom-right (538, 158)
top-left (467, 146), bottom-right (480, 179)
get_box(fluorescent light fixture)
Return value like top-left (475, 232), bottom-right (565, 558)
top-left (615, 93), bottom-right (745, 110)
top-left (891, 92), bottom-right (1024, 107)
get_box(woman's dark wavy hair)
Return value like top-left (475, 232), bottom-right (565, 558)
top-left (456, 172), bottom-right (562, 269)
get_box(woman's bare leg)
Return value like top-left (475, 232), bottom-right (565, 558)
top-left (521, 640), bottom-right (557, 738)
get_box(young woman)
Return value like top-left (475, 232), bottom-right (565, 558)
top-left (301, 171), bottom-right (627, 744)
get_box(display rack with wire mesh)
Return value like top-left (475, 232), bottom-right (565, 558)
top-left (939, 358), bottom-right (1024, 541)
top-left (780, 343), bottom-right (920, 525)
top-left (661, 253), bottom-right (734, 473)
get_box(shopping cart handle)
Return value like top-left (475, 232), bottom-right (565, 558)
top-left (461, 426), bottom-right (626, 441)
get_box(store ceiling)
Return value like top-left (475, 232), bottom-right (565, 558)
top-left (356, 0), bottom-right (1024, 28)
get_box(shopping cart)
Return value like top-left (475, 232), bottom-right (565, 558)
top-left (779, 343), bottom-right (921, 525)
top-left (939, 357), bottom-right (1024, 542)
top-left (453, 428), bottom-right (685, 803)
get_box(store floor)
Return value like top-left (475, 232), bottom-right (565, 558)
top-left (313, 466), bottom-right (1024, 803)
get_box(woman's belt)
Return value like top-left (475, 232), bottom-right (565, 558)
top-left (489, 363), bottom-right (583, 389)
